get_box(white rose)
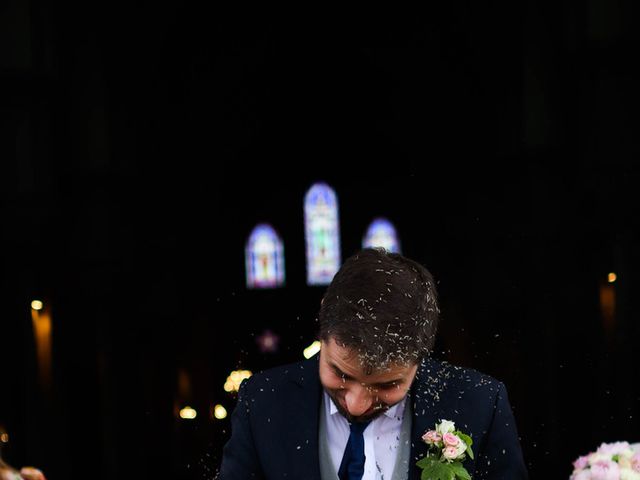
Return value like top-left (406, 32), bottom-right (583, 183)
top-left (589, 453), bottom-right (612, 465)
top-left (436, 420), bottom-right (456, 436)
top-left (454, 440), bottom-right (467, 458)
top-left (619, 449), bottom-right (636, 460)
top-left (619, 456), bottom-right (632, 470)
top-left (620, 469), bottom-right (640, 480)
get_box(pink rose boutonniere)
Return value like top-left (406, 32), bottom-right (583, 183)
top-left (417, 419), bottom-right (474, 480)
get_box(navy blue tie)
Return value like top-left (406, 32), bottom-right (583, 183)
top-left (338, 420), bottom-right (371, 480)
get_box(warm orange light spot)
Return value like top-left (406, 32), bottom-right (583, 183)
top-left (179, 407), bottom-right (197, 420)
top-left (31, 303), bottom-right (52, 390)
top-left (213, 404), bottom-right (227, 420)
top-left (600, 283), bottom-right (616, 331)
top-left (303, 340), bottom-right (321, 359)
top-left (224, 370), bottom-right (252, 393)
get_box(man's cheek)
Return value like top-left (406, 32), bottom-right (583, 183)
top-left (330, 390), bottom-right (346, 404)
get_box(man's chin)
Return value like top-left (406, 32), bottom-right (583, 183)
top-left (349, 409), bottom-right (387, 424)
top-left (327, 392), bottom-right (389, 423)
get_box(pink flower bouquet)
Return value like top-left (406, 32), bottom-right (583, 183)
top-left (570, 441), bottom-right (640, 480)
top-left (417, 419), bottom-right (474, 480)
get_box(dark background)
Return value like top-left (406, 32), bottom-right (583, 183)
top-left (1, 2), bottom-right (639, 479)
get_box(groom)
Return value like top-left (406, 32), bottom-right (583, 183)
top-left (218, 248), bottom-right (528, 479)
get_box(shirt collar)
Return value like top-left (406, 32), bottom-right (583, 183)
top-left (324, 389), bottom-right (408, 420)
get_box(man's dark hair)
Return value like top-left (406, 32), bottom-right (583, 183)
top-left (318, 248), bottom-right (440, 369)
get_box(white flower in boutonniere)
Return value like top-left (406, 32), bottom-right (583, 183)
top-left (417, 419), bottom-right (474, 480)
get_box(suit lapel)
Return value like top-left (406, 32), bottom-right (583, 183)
top-left (409, 357), bottom-right (444, 480)
top-left (282, 355), bottom-right (323, 480)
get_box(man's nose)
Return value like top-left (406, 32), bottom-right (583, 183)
top-left (344, 384), bottom-right (373, 416)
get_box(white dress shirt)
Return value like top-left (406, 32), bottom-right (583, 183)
top-left (322, 389), bottom-right (408, 480)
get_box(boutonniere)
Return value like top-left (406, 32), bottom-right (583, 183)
top-left (416, 419), bottom-right (474, 480)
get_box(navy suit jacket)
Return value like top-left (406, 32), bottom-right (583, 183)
top-left (218, 354), bottom-right (527, 479)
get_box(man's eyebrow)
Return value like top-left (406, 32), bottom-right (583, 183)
top-left (371, 378), bottom-right (405, 387)
top-left (329, 362), bottom-right (355, 380)
top-left (329, 361), bottom-right (404, 386)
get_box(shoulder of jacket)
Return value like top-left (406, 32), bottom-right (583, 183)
top-left (418, 357), bottom-right (505, 393)
top-left (240, 355), bottom-right (318, 391)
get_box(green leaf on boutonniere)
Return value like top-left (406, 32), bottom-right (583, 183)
top-left (455, 432), bottom-right (474, 460)
top-left (450, 461), bottom-right (472, 480)
top-left (416, 455), bottom-right (440, 470)
top-left (416, 454), bottom-right (473, 480)
top-left (419, 461), bottom-right (455, 480)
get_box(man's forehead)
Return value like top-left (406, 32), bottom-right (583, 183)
top-left (324, 337), bottom-right (414, 376)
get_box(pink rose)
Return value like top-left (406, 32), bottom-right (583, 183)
top-left (442, 446), bottom-right (460, 461)
top-left (570, 471), bottom-right (592, 480)
top-left (573, 455), bottom-right (589, 470)
top-left (596, 442), bottom-right (630, 456)
top-left (443, 432), bottom-right (460, 447)
top-left (632, 452), bottom-right (640, 472)
top-left (589, 460), bottom-right (620, 480)
top-left (422, 430), bottom-right (442, 445)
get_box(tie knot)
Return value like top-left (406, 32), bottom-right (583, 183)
top-left (349, 420), bottom-right (371, 435)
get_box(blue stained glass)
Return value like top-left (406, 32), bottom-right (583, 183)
top-left (362, 217), bottom-right (401, 253)
top-left (304, 182), bottom-right (341, 285)
top-left (245, 224), bottom-right (285, 289)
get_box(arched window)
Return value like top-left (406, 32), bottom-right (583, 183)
top-left (304, 182), bottom-right (341, 285)
top-left (362, 217), bottom-right (401, 253)
top-left (245, 224), bottom-right (285, 289)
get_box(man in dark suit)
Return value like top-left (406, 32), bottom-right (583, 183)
top-left (218, 248), bottom-right (527, 479)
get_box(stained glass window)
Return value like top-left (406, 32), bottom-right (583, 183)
top-left (362, 217), bottom-right (401, 253)
top-left (304, 182), bottom-right (341, 285)
top-left (245, 224), bottom-right (285, 289)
